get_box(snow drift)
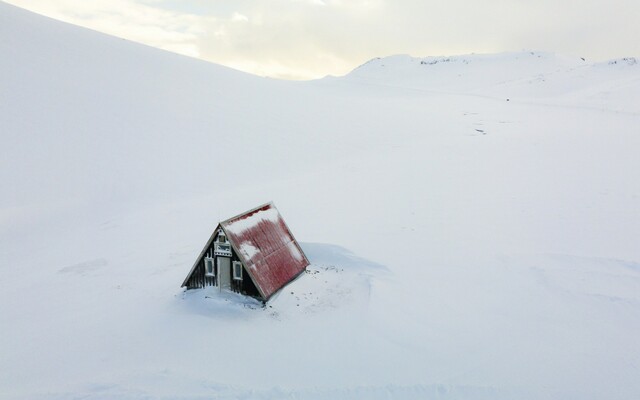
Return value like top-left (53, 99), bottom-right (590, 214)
top-left (1, 2), bottom-right (640, 399)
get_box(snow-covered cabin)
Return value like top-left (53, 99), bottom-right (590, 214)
top-left (181, 202), bottom-right (310, 302)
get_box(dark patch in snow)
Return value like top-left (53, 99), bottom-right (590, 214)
top-left (58, 258), bottom-right (108, 275)
top-left (608, 57), bottom-right (637, 66)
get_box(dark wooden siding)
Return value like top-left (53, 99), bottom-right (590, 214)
top-left (185, 231), bottom-right (261, 300)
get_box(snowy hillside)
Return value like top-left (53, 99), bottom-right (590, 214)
top-left (345, 52), bottom-right (640, 113)
top-left (2, 2), bottom-right (640, 399)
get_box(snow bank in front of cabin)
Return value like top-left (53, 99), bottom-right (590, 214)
top-left (181, 244), bottom-right (382, 319)
top-left (265, 243), bottom-right (385, 316)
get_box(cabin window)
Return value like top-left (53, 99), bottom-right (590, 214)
top-left (204, 257), bottom-right (215, 277)
top-left (218, 235), bottom-right (226, 243)
top-left (233, 261), bottom-right (243, 280)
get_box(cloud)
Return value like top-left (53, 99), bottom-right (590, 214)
top-left (5, 0), bottom-right (640, 79)
top-left (6, 0), bottom-right (212, 58)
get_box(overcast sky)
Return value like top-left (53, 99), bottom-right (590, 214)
top-left (6, 0), bottom-right (640, 79)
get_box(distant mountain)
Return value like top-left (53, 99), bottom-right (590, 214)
top-left (341, 51), bottom-right (639, 112)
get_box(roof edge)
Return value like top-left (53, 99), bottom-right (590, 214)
top-left (263, 265), bottom-right (308, 303)
top-left (220, 201), bottom-right (274, 226)
top-left (181, 223), bottom-right (222, 287)
top-left (270, 203), bottom-right (311, 266)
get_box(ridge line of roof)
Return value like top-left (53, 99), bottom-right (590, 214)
top-left (227, 203), bottom-right (300, 264)
top-left (220, 201), bottom-right (274, 225)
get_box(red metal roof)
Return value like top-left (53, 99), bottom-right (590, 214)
top-left (221, 202), bottom-right (309, 300)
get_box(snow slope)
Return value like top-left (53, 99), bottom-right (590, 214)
top-left (345, 52), bottom-right (640, 113)
top-left (2, 2), bottom-right (640, 399)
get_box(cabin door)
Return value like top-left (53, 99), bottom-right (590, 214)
top-left (217, 257), bottom-right (231, 291)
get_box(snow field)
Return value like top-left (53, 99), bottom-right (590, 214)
top-left (1, 2), bottom-right (640, 399)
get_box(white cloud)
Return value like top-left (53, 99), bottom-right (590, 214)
top-left (5, 0), bottom-right (640, 79)
top-left (6, 0), bottom-right (212, 58)
top-left (231, 12), bottom-right (249, 23)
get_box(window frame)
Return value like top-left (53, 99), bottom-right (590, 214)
top-left (232, 261), bottom-right (243, 281)
top-left (204, 256), bottom-right (215, 277)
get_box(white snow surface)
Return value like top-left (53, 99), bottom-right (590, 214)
top-left (1, 2), bottom-right (640, 399)
top-left (237, 241), bottom-right (260, 261)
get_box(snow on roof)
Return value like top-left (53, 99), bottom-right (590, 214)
top-left (221, 202), bottom-right (309, 300)
top-left (223, 206), bottom-right (280, 236)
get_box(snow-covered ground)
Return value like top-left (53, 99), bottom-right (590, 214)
top-left (1, 2), bottom-right (640, 399)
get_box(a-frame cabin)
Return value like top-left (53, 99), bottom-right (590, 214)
top-left (181, 202), bottom-right (310, 302)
